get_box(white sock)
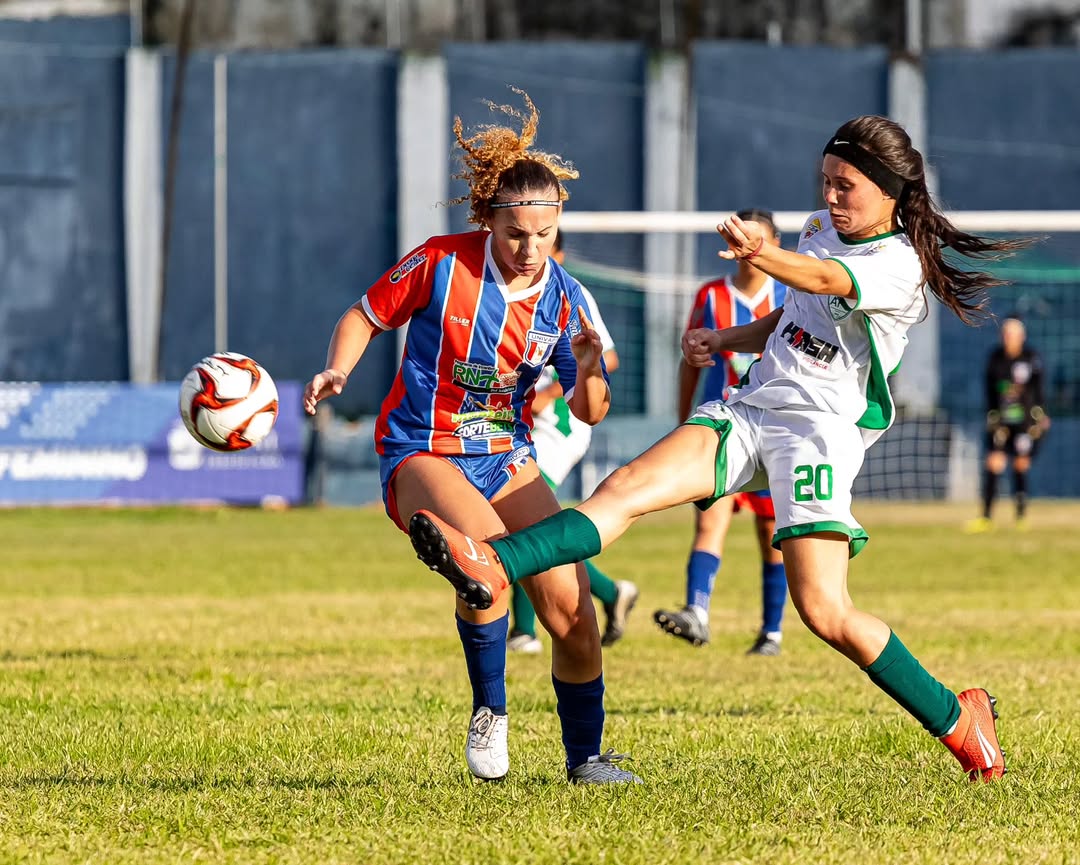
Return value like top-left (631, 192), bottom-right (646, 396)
top-left (764, 630), bottom-right (782, 642)
top-left (689, 604), bottom-right (709, 625)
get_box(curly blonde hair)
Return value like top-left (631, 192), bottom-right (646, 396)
top-left (451, 88), bottom-right (579, 227)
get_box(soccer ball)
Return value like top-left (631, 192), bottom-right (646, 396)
top-left (178, 352), bottom-right (279, 451)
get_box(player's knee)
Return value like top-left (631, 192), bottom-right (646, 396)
top-left (793, 596), bottom-right (849, 648)
top-left (596, 463), bottom-right (636, 496)
top-left (546, 610), bottom-right (601, 661)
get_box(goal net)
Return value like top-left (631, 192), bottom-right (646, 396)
top-left (555, 210), bottom-right (1080, 501)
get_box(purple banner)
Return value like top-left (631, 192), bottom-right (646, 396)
top-left (0, 382), bottom-right (305, 505)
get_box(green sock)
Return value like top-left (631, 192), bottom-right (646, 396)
top-left (510, 584), bottom-right (537, 637)
top-left (490, 509), bottom-right (602, 584)
top-left (586, 560), bottom-right (619, 606)
top-left (863, 631), bottom-right (961, 737)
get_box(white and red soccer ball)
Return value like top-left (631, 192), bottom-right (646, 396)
top-left (178, 352), bottom-right (278, 451)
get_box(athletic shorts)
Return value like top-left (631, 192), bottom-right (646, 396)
top-left (732, 490), bottom-right (776, 519)
top-left (686, 400), bottom-right (869, 558)
top-left (531, 418), bottom-right (592, 488)
top-left (380, 444), bottom-right (535, 532)
top-left (987, 423), bottom-right (1040, 459)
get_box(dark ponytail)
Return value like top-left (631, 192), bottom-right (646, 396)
top-left (832, 116), bottom-right (1029, 325)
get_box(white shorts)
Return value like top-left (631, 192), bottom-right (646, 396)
top-left (531, 414), bottom-right (592, 488)
top-left (687, 400), bottom-right (870, 557)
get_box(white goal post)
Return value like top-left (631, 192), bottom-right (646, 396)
top-left (560, 210), bottom-right (1080, 234)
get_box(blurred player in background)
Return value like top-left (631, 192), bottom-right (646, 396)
top-left (967, 315), bottom-right (1050, 532)
top-left (304, 91), bottom-right (639, 784)
top-left (509, 233), bottom-right (639, 654)
top-left (653, 209), bottom-right (788, 655)
top-left (410, 114), bottom-right (1027, 782)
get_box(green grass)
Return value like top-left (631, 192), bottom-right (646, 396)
top-left (1, 502), bottom-right (1078, 864)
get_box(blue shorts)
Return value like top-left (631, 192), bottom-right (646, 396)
top-left (380, 445), bottom-right (536, 531)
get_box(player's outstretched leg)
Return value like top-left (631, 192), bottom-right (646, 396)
top-left (410, 510), bottom-right (511, 610)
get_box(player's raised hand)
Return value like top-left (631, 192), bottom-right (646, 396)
top-left (303, 368), bottom-right (347, 415)
top-left (717, 213), bottom-right (766, 261)
top-left (571, 305), bottom-right (604, 369)
top-left (682, 328), bottom-right (723, 367)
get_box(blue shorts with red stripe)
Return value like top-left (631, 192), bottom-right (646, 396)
top-left (380, 444), bottom-right (536, 531)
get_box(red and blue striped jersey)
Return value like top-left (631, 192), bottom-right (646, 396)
top-left (362, 231), bottom-right (607, 458)
top-left (685, 276), bottom-right (787, 403)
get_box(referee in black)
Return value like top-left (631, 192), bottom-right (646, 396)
top-left (968, 315), bottom-right (1050, 532)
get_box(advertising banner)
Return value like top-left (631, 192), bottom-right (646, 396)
top-left (0, 382), bottom-right (305, 505)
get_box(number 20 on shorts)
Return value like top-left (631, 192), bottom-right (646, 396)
top-left (794, 464), bottom-right (833, 502)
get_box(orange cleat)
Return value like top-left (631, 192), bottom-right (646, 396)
top-left (940, 688), bottom-right (1007, 782)
top-left (409, 510), bottom-right (510, 610)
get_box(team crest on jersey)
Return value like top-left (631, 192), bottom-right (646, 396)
top-left (829, 295), bottom-right (855, 321)
top-left (389, 252), bottom-right (426, 283)
top-left (523, 329), bottom-right (559, 366)
top-left (803, 218), bottom-right (823, 239)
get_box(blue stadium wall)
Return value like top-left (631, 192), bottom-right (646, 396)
top-left (0, 15), bottom-right (129, 381)
top-left (1, 20), bottom-right (1078, 494)
top-left (159, 50), bottom-right (399, 417)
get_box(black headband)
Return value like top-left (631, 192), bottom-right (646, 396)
top-left (822, 138), bottom-right (907, 199)
top-left (489, 199), bottom-right (561, 209)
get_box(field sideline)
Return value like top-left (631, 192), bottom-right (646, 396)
top-left (1, 502), bottom-right (1078, 864)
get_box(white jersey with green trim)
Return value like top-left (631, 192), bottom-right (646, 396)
top-left (723, 209), bottom-right (925, 447)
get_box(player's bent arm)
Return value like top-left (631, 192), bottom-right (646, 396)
top-left (677, 360), bottom-right (700, 423)
top-left (566, 366), bottom-right (610, 426)
top-left (718, 307), bottom-right (784, 354)
top-left (325, 305), bottom-right (381, 376)
top-left (304, 305), bottom-right (381, 414)
top-left (749, 245), bottom-right (856, 299)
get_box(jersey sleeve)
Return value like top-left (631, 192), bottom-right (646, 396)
top-left (684, 284), bottom-right (710, 334)
top-left (829, 245), bottom-right (922, 315)
top-left (549, 280), bottom-right (610, 400)
top-left (359, 241), bottom-right (436, 331)
top-left (579, 285), bottom-right (616, 352)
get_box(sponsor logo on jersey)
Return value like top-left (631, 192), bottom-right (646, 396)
top-left (781, 321), bottom-right (840, 366)
top-left (388, 252), bottom-right (427, 283)
top-left (449, 314), bottom-right (471, 326)
top-left (828, 295), bottom-right (855, 321)
top-left (452, 360), bottom-right (519, 393)
top-left (803, 217), bottom-right (823, 239)
top-left (523, 329), bottom-right (560, 366)
top-left (451, 395), bottom-right (517, 438)
top-left (453, 419), bottom-right (517, 439)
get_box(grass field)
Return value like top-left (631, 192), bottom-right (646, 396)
top-left (1, 502), bottom-right (1078, 864)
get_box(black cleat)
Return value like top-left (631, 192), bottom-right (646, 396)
top-left (653, 606), bottom-right (710, 647)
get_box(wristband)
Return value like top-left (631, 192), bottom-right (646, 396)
top-left (743, 239), bottom-right (765, 261)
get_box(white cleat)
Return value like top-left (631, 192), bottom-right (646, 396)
top-left (465, 706), bottom-right (509, 780)
top-left (507, 630), bottom-right (543, 654)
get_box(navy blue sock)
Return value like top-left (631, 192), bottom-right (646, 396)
top-left (552, 674), bottom-right (605, 771)
top-left (456, 613), bottom-right (508, 715)
top-left (761, 562), bottom-right (787, 634)
top-left (686, 551), bottom-right (721, 610)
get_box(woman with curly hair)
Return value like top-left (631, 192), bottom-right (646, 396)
top-left (304, 90), bottom-right (639, 784)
